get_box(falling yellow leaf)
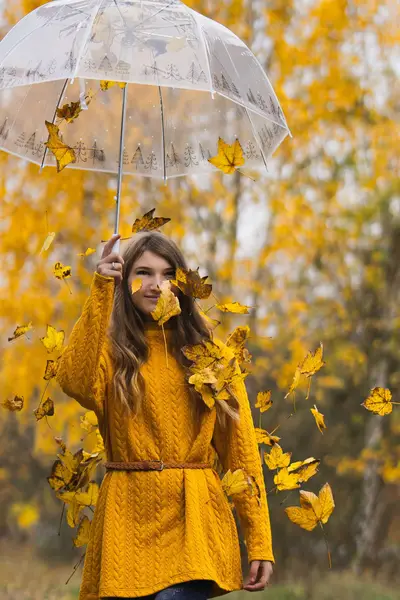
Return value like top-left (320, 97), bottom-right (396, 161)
top-left (56, 92), bottom-right (94, 123)
top-left (198, 307), bottom-right (221, 330)
top-left (215, 301), bottom-right (250, 314)
top-left (43, 358), bottom-right (60, 381)
top-left (53, 261), bottom-right (71, 280)
top-left (100, 80), bottom-right (127, 91)
top-left (274, 467), bottom-right (301, 491)
top-left (73, 515), bottom-right (91, 547)
top-left (265, 443), bottom-right (292, 470)
top-left (33, 397), bottom-right (55, 421)
top-left (288, 457), bottom-right (320, 483)
top-left (131, 277), bottom-right (143, 294)
top-left (255, 390), bottom-right (273, 413)
top-left (132, 208), bottom-right (171, 233)
top-left (8, 321), bottom-right (33, 342)
top-left (171, 266), bottom-right (212, 299)
top-left (361, 387), bottom-right (396, 416)
top-left (226, 326), bottom-right (252, 364)
top-left (151, 280), bottom-right (181, 326)
top-left (40, 324), bottom-right (65, 354)
top-left (44, 121), bottom-right (76, 172)
top-left (285, 483), bottom-right (335, 531)
top-left (284, 366), bottom-right (301, 399)
top-left (2, 395), bottom-right (24, 412)
top-left (254, 427), bottom-right (281, 446)
top-left (208, 137), bottom-right (245, 175)
top-left (310, 404), bottom-right (327, 434)
top-left (300, 342), bottom-right (325, 378)
top-left (40, 231), bottom-right (56, 254)
top-left (77, 248), bottom-right (96, 257)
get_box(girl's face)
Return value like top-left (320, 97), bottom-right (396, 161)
top-left (128, 250), bottom-right (177, 316)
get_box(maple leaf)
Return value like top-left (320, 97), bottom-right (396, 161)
top-left (208, 137), bottom-right (245, 175)
top-left (255, 390), bottom-right (273, 413)
top-left (80, 411), bottom-right (98, 433)
top-left (361, 387), bottom-right (397, 416)
top-left (274, 467), bottom-right (301, 491)
top-left (310, 404), bottom-right (327, 434)
top-left (182, 339), bottom-right (227, 370)
top-left (73, 515), bottom-right (91, 547)
top-left (8, 321), bottom-right (33, 342)
top-left (40, 325), bottom-right (65, 354)
top-left (56, 91), bottom-right (94, 124)
top-left (170, 266), bottom-right (212, 299)
top-left (254, 427), bottom-right (281, 446)
top-left (216, 301), bottom-right (250, 314)
top-left (39, 232), bottom-right (56, 255)
top-left (53, 261), bottom-right (71, 280)
top-left (265, 443), bottom-right (292, 470)
top-left (43, 357), bottom-right (60, 381)
top-left (300, 343), bottom-right (325, 377)
top-left (131, 208), bottom-right (170, 233)
top-left (77, 247), bottom-right (96, 258)
top-left (284, 366), bottom-right (301, 400)
top-left (100, 80), bottom-right (127, 90)
top-left (226, 326), bottom-right (252, 364)
top-left (288, 457), bottom-right (320, 483)
top-left (151, 280), bottom-right (181, 326)
top-left (1, 395), bottom-right (24, 412)
top-left (285, 483), bottom-right (335, 531)
top-left (221, 468), bottom-right (251, 497)
top-left (44, 121), bottom-right (76, 172)
top-left (33, 397), bottom-right (55, 421)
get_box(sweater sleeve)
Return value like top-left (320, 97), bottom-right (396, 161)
top-left (56, 271), bottom-right (115, 414)
top-left (212, 350), bottom-right (275, 564)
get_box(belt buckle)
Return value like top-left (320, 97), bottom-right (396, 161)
top-left (154, 459), bottom-right (164, 471)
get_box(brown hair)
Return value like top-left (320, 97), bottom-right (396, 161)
top-left (108, 230), bottom-right (239, 429)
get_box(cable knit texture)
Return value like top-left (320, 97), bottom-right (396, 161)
top-left (56, 272), bottom-right (275, 600)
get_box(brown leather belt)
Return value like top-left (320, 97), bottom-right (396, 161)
top-left (103, 460), bottom-right (212, 472)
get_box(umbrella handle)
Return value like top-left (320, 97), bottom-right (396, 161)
top-left (111, 237), bottom-right (121, 255)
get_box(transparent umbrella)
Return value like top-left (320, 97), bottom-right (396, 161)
top-left (0, 0), bottom-right (290, 248)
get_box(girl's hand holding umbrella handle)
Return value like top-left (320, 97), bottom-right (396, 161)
top-left (96, 234), bottom-right (124, 284)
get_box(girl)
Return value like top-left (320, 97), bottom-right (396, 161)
top-left (56, 231), bottom-right (274, 600)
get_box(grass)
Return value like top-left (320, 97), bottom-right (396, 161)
top-left (1, 542), bottom-right (399, 600)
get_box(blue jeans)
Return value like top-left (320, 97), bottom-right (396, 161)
top-left (104, 579), bottom-right (214, 600)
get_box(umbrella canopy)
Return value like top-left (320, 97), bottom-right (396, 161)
top-left (0, 0), bottom-right (290, 179)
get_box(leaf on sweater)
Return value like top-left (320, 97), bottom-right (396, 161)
top-left (8, 321), bottom-right (33, 342)
top-left (33, 397), bottom-right (55, 421)
top-left (255, 390), bottom-right (273, 413)
top-left (40, 325), bottom-right (65, 354)
top-left (265, 443), bottom-right (291, 470)
top-left (226, 326), bottom-right (252, 364)
top-left (170, 266), bottom-right (212, 299)
top-left (44, 121), bottom-right (76, 172)
top-left (77, 247), bottom-right (96, 257)
top-left (131, 208), bottom-right (170, 233)
top-left (361, 387), bottom-right (395, 415)
top-left (73, 515), bottom-right (91, 547)
top-left (53, 261), bottom-right (71, 280)
top-left (285, 483), bottom-right (335, 531)
top-left (1, 395), bottom-right (24, 412)
top-left (182, 339), bottom-right (228, 370)
top-left (274, 467), bottom-right (300, 491)
top-left (221, 468), bottom-right (251, 497)
top-left (208, 137), bottom-right (245, 175)
top-left (151, 280), bottom-right (181, 326)
top-left (254, 427), bottom-right (281, 446)
top-left (310, 404), bottom-right (326, 434)
top-left (215, 301), bottom-right (250, 314)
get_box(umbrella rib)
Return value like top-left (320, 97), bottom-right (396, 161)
top-left (158, 86), bottom-right (167, 182)
top-left (40, 78), bottom-right (69, 172)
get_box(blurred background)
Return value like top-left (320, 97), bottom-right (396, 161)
top-left (0, 0), bottom-right (399, 599)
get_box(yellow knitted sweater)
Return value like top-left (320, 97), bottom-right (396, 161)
top-left (56, 272), bottom-right (274, 600)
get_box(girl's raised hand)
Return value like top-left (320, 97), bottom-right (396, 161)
top-left (96, 234), bottom-right (125, 284)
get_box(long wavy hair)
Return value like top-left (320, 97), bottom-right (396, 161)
top-left (108, 230), bottom-right (239, 430)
